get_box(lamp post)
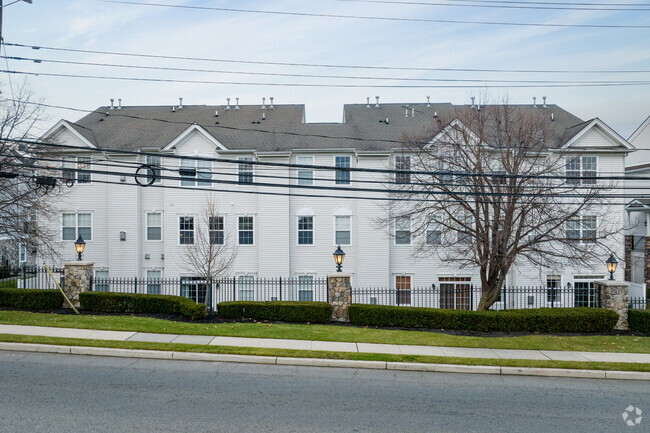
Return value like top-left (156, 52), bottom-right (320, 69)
top-left (333, 245), bottom-right (345, 272)
top-left (75, 236), bottom-right (85, 261)
top-left (606, 253), bottom-right (618, 281)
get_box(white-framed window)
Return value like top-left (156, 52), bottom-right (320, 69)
top-left (62, 212), bottom-right (92, 241)
top-left (298, 275), bottom-right (314, 301)
top-left (395, 155), bottom-right (410, 184)
top-left (297, 156), bottom-right (314, 186)
top-left (426, 219), bottom-right (442, 245)
top-left (335, 156), bottom-right (351, 185)
top-left (209, 216), bottom-right (224, 245)
top-left (238, 157), bottom-right (254, 184)
top-left (456, 211), bottom-right (472, 244)
top-left (62, 156), bottom-right (92, 183)
top-left (146, 155), bottom-right (162, 184)
top-left (146, 270), bottom-right (162, 295)
top-left (298, 216), bottom-right (314, 245)
top-left (238, 216), bottom-right (254, 245)
top-left (238, 275), bottom-right (255, 301)
top-left (179, 216), bottom-right (194, 245)
top-left (180, 158), bottom-right (211, 186)
top-left (335, 216), bottom-right (351, 245)
top-left (565, 156), bottom-right (597, 185)
top-left (439, 276), bottom-right (472, 310)
top-left (395, 216), bottom-right (411, 245)
top-left (565, 216), bottom-right (596, 243)
top-left (146, 212), bottom-right (162, 241)
top-left (19, 244), bottom-right (26, 263)
top-left (181, 276), bottom-right (208, 304)
top-left (546, 275), bottom-right (561, 304)
top-left (94, 269), bottom-right (110, 292)
top-left (572, 275), bottom-right (604, 308)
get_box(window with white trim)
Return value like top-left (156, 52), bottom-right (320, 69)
top-left (298, 275), bottom-right (314, 301)
top-left (335, 156), bottom-right (350, 185)
top-left (565, 216), bottom-right (596, 243)
top-left (546, 275), bottom-right (561, 303)
top-left (238, 275), bottom-right (254, 301)
top-left (298, 216), bottom-right (314, 245)
top-left (238, 157), bottom-right (254, 184)
top-left (426, 219), bottom-right (442, 245)
top-left (335, 216), bottom-right (351, 245)
top-left (62, 156), bottom-right (91, 183)
top-left (297, 156), bottom-right (313, 186)
top-left (94, 270), bottom-right (110, 292)
top-left (209, 216), bottom-right (224, 245)
top-left (146, 155), bottom-right (162, 184)
top-left (19, 244), bottom-right (26, 263)
top-left (147, 270), bottom-right (162, 295)
top-left (395, 155), bottom-right (410, 184)
top-left (146, 212), bottom-right (162, 241)
top-left (180, 159), bottom-right (212, 187)
top-left (238, 216), bottom-right (254, 245)
top-left (565, 156), bottom-right (597, 185)
top-left (179, 216), bottom-right (194, 245)
top-left (62, 213), bottom-right (92, 241)
top-left (456, 211), bottom-right (472, 244)
top-left (395, 216), bottom-right (411, 245)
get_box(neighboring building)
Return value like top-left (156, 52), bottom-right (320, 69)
top-left (38, 99), bottom-right (632, 306)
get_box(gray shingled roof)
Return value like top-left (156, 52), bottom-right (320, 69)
top-left (57, 102), bottom-right (586, 152)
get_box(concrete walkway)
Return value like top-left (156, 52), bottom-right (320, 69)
top-left (1, 323), bottom-right (649, 364)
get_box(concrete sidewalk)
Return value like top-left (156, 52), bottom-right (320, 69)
top-left (1, 323), bottom-right (649, 364)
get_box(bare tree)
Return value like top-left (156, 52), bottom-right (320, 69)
top-left (180, 194), bottom-right (238, 305)
top-left (384, 103), bottom-right (621, 310)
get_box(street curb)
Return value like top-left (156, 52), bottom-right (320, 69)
top-left (0, 342), bottom-right (649, 381)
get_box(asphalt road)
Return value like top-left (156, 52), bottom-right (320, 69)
top-left (0, 351), bottom-right (647, 433)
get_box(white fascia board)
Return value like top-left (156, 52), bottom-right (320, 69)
top-left (161, 124), bottom-right (228, 152)
top-left (624, 199), bottom-right (650, 212)
top-left (628, 114), bottom-right (650, 143)
top-left (39, 120), bottom-right (97, 150)
top-left (561, 118), bottom-right (634, 151)
top-left (424, 119), bottom-right (486, 149)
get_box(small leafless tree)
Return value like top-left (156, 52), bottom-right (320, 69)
top-left (180, 194), bottom-right (238, 304)
top-left (383, 103), bottom-right (621, 310)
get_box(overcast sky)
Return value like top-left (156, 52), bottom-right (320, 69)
top-left (3, 0), bottom-right (650, 137)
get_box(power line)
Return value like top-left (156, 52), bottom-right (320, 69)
top-left (99, 0), bottom-right (650, 29)
top-left (7, 42), bottom-right (648, 75)
top-left (334, 0), bottom-right (650, 11)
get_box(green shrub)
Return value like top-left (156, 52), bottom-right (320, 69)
top-left (348, 305), bottom-right (619, 333)
top-left (629, 309), bottom-right (650, 333)
top-left (217, 301), bottom-right (332, 323)
top-left (0, 288), bottom-right (63, 310)
top-left (79, 292), bottom-right (206, 321)
top-left (0, 279), bottom-right (18, 289)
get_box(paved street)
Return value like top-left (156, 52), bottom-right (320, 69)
top-left (0, 351), bottom-right (647, 433)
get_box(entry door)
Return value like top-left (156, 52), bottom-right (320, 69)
top-left (440, 278), bottom-right (472, 310)
top-left (181, 277), bottom-right (208, 304)
top-left (574, 281), bottom-right (597, 307)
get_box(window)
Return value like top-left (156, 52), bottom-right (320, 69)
top-left (94, 270), bottom-right (110, 292)
top-left (565, 156), bottom-right (597, 185)
top-left (180, 159), bottom-right (211, 187)
top-left (298, 275), bottom-right (314, 301)
top-left (457, 211), bottom-right (472, 244)
top-left (146, 155), bottom-right (162, 184)
top-left (179, 216), bottom-right (194, 245)
top-left (565, 216), bottom-right (596, 243)
top-left (298, 216), bottom-right (314, 245)
top-left (147, 270), bottom-right (162, 295)
top-left (62, 156), bottom-right (91, 183)
top-left (439, 277), bottom-right (472, 310)
top-left (238, 157), bottom-right (254, 184)
top-left (19, 244), bottom-right (26, 263)
top-left (426, 220), bottom-right (442, 245)
top-left (181, 276), bottom-right (207, 304)
top-left (395, 155), bottom-right (410, 184)
top-left (147, 213), bottom-right (162, 241)
top-left (297, 156), bottom-right (313, 186)
top-left (62, 157), bottom-right (75, 182)
top-left (209, 216), bottom-right (224, 245)
top-left (238, 216), bottom-right (254, 245)
top-left (572, 275), bottom-right (603, 308)
top-left (238, 275), bottom-right (254, 301)
top-left (546, 275), bottom-right (561, 304)
top-left (396, 275), bottom-right (411, 305)
top-left (335, 216), bottom-right (351, 245)
top-left (62, 213), bottom-right (92, 241)
top-left (335, 156), bottom-right (350, 185)
top-left (77, 156), bottom-right (91, 183)
top-left (395, 216), bottom-right (411, 245)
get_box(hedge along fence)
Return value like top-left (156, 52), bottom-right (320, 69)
top-left (217, 301), bottom-right (332, 323)
top-left (629, 309), bottom-right (650, 333)
top-left (79, 292), bottom-right (207, 321)
top-left (0, 288), bottom-right (63, 310)
top-left (348, 305), bottom-right (619, 333)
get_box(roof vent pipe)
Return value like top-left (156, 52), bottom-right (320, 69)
top-left (471, 96), bottom-right (475, 109)
top-left (405, 109), bottom-right (409, 117)
top-left (385, 117), bottom-right (389, 124)
top-left (262, 112), bottom-right (266, 121)
top-left (551, 112), bottom-right (555, 121)
top-left (434, 111), bottom-right (438, 118)
top-left (269, 97), bottom-right (274, 109)
top-left (226, 98), bottom-right (231, 109)
top-left (533, 97), bottom-right (537, 108)
top-left (172, 106), bottom-right (176, 112)
top-left (117, 99), bottom-right (122, 110)
top-left (375, 96), bottom-right (380, 108)
top-left (366, 97), bottom-right (371, 108)
top-left (261, 97), bottom-right (266, 109)
top-left (411, 108), bottom-right (415, 118)
top-left (542, 96), bottom-right (547, 108)
top-left (235, 98), bottom-right (240, 109)
top-left (426, 96), bottom-right (431, 107)
top-left (215, 110), bottom-right (218, 117)
top-left (109, 98), bottom-right (115, 110)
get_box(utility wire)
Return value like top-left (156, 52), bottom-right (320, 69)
top-left (334, 0), bottom-right (650, 11)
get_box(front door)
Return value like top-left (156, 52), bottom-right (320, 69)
top-left (572, 276), bottom-right (603, 308)
top-left (439, 277), bottom-right (472, 310)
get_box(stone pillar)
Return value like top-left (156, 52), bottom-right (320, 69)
top-left (624, 235), bottom-right (633, 282)
top-left (63, 261), bottom-right (94, 308)
top-left (596, 280), bottom-right (630, 331)
top-left (328, 273), bottom-right (351, 322)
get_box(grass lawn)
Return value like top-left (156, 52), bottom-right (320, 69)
top-left (0, 310), bottom-right (648, 354)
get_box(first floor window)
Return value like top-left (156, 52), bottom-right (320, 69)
top-left (238, 275), bottom-right (254, 301)
top-left (94, 270), bottom-right (109, 292)
top-left (335, 216), bottom-right (351, 245)
top-left (147, 213), bottom-right (162, 241)
top-left (179, 216), bottom-right (194, 245)
top-left (181, 276), bottom-right (207, 304)
top-left (396, 275), bottom-right (411, 305)
top-left (147, 270), bottom-right (162, 295)
top-left (19, 244), bottom-right (26, 263)
top-left (439, 277), bottom-right (472, 310)
top-left (298, 216), bottom-right (314, 245)
top-left (546, 275), bottom-right (561, 303)
top-left (395, 216), bottom-right (411, 245)
top-left (62, 212), bottom-right (92, 241)
top-left (209, 216), bottom-right (224, 245)
top-left (298, 275), bottom-right (314, 301)
top-left (239, 216), bottom-right (254, 245)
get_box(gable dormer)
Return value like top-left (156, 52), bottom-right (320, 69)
top-left (162, 124), bottom-right (228, 154)
top-left (41, 120), bottom-right (97, 150)
top-left (561, 118), bottom-right (633, 153)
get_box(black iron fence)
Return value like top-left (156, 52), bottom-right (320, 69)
top-left (629, 297), bottom-right (648, 310)
top-left (0, 266), bottom-right (64, 290)
top-left (352, 285), bottom-right (603, 310)
top-left (91, 276), bottom-right (329, 310)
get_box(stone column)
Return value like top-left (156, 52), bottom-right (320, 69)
top-left (63, 261), bottom-right (94, 308)
top-left (624, 235), bottom-right (633, 282)
top-left (328, 273), bottom-right (351, 322)
top-left (596, 280), bottom-right (630, 331)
